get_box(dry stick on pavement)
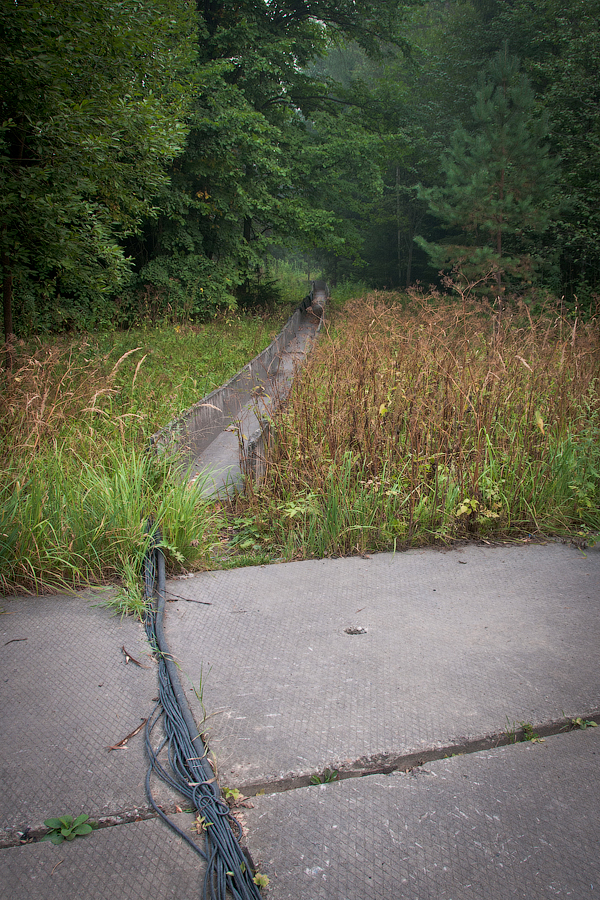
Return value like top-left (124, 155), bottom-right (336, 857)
top-left (108, 718), bottom-right (148, 751)
top-left (121, 645), bottom-right (148, 667)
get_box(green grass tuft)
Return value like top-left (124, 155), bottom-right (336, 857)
top-left (0, 444), bottom-right (224, 601)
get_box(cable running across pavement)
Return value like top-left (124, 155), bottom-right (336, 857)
top-left (143, 527), bottom-right (262, 900)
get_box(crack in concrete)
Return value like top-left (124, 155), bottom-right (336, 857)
top-left (234, 714), bottom-right (600, 797)
top-left (3, 714), bottom-right (597, 850)
top-left (0, 802), bottom-right (186, 850)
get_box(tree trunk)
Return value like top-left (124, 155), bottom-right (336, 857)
top-left (496, 164), bottom-right (504, 287)
top-left (406, 236), bottom-right (414, 289)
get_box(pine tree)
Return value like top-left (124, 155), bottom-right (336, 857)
top-left (418, 46), bottom-right (557, 287)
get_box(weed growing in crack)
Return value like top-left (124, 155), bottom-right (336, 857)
top-left (505, 719), bottom-right (544, 744)
top-left (310, 768), bottom-right (339, 785)
top-left (520, 722), bottom-right (544, 743)
top-left (223, 787), bottom-right (243, 804)
top-left (41, 814), bottom-right (94, 845)
top-left (190, 663), bottom-right (213, 736)
top-left (568, 717), bottom-right (598, 730)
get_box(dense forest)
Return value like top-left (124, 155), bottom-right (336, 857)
top-left (2, 0), bottom-right (599, 342)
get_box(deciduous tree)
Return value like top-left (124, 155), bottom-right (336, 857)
top-left (0, 0), bottom-right (195, 345)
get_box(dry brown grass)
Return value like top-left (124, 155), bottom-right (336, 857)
top-left (275, 292), bottom-right (598, 484)
top-left (241, 290), bottom-right (600, 555)
top-left (0, 340), bottom-right (126, 461)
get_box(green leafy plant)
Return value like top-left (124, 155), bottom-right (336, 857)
top-left (456, 497), bottom-right (479, 518)
top-left (520, 721), bottom-right (544, 743)
top-left (191, 814), bottom-right (213, 834)
top-left (41, 814), bottom-right (93, 844)
top-left (253, 872), bottom-right (270, 889)
top-left (505, 719), bottom-right (544, 744)
top-left (570, 717), bottom-right (598, 730)
top-left (310, 767), bottom-right (339, 785)
top-left (228, 516), bottom-right (264, 552)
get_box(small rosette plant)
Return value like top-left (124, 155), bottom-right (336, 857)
top-left (42, 814), bottom-right (93, 844)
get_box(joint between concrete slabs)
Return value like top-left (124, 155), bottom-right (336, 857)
top-left (230, 712), bottom-right (600, 797)
top-left (0, 802), bottom-right (186, 850)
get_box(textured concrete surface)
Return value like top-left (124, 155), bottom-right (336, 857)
top-left (193, 310), bottom-right (320, 497)
top-left (244, 728), bottom-right (600, 900)
top-left (1, 540), bottom-right (599, 899)
top-left (0, 590), bottom-right (178, 842)
top-left (164, 542), bottom-right (600, 790)
top-left (0, 813), bottom-right (204, 900)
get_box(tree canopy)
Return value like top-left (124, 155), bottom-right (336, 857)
top-left (3, 0), bottom-right (600, 343)
top-left (0, 0), bottom-right (196, 341)
top-left (417, 47), bottom-right (558, 287)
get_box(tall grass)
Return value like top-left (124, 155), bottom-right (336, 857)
top-left (4, 288), bottom-right (598, 597)
top-left (328, 279), bottom-right (372, 310)
top-left (1, 315), bottom-right (283, 457)
top-left (0, 313), bottom-right (287, 601)
top-left (0, 445), bottom-right (221, 605)
top-left (239, 291), bottom-right (600, 557)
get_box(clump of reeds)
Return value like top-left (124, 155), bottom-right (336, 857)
top-left (0, 444), bottom-right (222, 603)
top-left (241, 290), bottom-right (600, 557)
top-left (2, 342), bottom-right (108, 459)
top-left (0, 340), bottom-right (152, 463)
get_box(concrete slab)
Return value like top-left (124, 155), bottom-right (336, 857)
top-left (164, 542), bottom-right (600, 790)
top-left (242, 728), bottom-right (600, 900)
top-left (0, 591), bottom-right (178, 843)
top-left (2, 541), bottom-right (598, 899)
top-left (0, 813), bottom-right (205, 900)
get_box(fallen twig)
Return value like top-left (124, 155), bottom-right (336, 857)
top-left (166, 591), bottom-right (212, 605)
top-left (121, 646), bottom-right (148, 667)
top-left (108, 718), bottom-right (148, 751)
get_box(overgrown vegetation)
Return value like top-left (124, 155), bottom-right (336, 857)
top-left (234, 289), bottom-right (600, 559)
top-left (5, 0), bottom-right (598, 615)
top-left (0, 305), bottom-right (296, 598)
top-left (3, 279), bottom-right (598, 607)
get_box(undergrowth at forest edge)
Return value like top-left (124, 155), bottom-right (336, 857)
top-left (0, 445), bottom-right (221, 607)
top-left (2, 287), bottom-right (598, 606)
top-left (2, 314), bottom-right (280, 454)
top-left (235, 291), bottom-right (600, 558)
